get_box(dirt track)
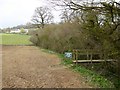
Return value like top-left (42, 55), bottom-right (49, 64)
top-left (2, 46), bottom-right (92, 88)
top-left (0, 45), bottom-right (2, 89)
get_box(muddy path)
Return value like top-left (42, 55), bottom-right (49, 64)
top-left (2, 46), bottom-right (92, 88)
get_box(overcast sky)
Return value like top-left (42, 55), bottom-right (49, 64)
top-left (0, 0), bottom-right (61, 29)
top-left (0, 0), bottom-right (119, 29)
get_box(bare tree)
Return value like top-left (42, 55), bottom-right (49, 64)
top-left (32, 7), bottom-right (54, 29)
top-left (60, 9), bottom-right (82, 24)
top-left (60, 9), bottom-right (73, 23)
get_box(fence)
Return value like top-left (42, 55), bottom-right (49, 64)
top-left (72, 49), bottom-right (114, 64)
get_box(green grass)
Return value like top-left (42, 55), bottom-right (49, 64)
top-left (0, 33), bottom-right (32, 45)
top-left (59, 54), bottom-right (115, 88)
top-left (34, 48), bottom-right (116, 88)
top-left (72, 65), bottom-right (114, 88)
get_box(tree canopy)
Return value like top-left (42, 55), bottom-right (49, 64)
top-left (32, 7), bottom-right (54, 28)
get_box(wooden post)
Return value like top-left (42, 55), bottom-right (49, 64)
top-left (87, 51), bottom-right (89, 60)
top-left (90, 53), bottom-right (93, 63)
top-left (100, 53), bottom-right (103, 60)
top-left (76, 50), bottom-right (78, 65)
top-left (73, 50), bottom-right (75, 60)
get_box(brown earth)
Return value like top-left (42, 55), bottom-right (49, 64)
top-left (0, 45), bottom-right (2, 89)
top-left (2, 46), bottom-right (93, 88)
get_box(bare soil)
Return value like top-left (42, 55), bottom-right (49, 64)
top-left (2, 46), bottom-right (92, 88)
top-left (0, 45), bottom-right (2, 89)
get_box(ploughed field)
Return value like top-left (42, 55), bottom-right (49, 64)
top-left (2, 46), bottom-right (92, 88)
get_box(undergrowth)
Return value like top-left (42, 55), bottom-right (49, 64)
top-left (40, 48), bottom-right (116, 88)
top-left (59, 54), bottom-right (115, 88)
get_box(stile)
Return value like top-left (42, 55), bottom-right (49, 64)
top-left (72, 49), bottom-right (116, 63)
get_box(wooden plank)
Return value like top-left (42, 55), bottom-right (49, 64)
top-left (73, 49), bottom-right (100, 52)
top-left (73, 59), bottom-right (117, 63)
top-left (74, 53), bottom-right (101, 54)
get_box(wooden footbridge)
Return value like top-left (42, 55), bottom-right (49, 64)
top-left (72, 49), bottom-right (116, 63)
